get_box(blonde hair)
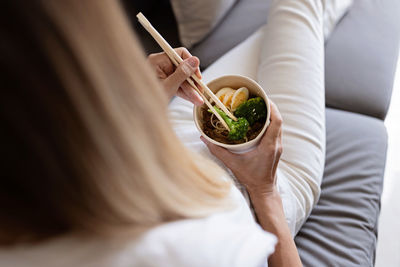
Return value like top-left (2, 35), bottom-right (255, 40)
top-left (0, 0), bottom-right (231, 244)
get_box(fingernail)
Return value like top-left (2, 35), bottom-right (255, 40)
top-left (200, 136), bottom-right (206, 143)
top-left (188, 57), bottom-right (198, 68)
top-left (194, 92), bottom-right (204, 105)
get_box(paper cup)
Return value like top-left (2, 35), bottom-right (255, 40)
top-left (194, 75), bottom-right (270, 154)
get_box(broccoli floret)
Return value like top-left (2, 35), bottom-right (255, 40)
top-left (227, 117), bottom-right (249, 140)
top-left (234, 97), bottom-right (267, 125)
top-left (210, 107), bottom-right (249, 140)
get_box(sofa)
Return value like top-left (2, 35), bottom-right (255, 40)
top-left (124, 0), bottom-right (400, 265)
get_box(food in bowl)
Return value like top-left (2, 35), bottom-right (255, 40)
top-left (201, 86), bottom-right (268, 145)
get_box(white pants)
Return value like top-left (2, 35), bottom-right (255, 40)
top-left (169, 0), bottom-right (351, 235)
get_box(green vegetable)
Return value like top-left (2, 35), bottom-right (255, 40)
top-left (210, 107), bottom-right (249, 140)
top-left (234, 97), bottom-right (267, 125)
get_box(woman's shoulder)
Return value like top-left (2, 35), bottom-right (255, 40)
top-left (127, 187), bottom-right (277, 267)
top-left (0, 187), bottom-right (276, 267)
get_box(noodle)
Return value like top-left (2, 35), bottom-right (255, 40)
top-left (210, 113), bottom-right (217, 128)
top-left (202, 96), bottom-right (265, 145)
top-left (211, 113), bottom-right (227, 133)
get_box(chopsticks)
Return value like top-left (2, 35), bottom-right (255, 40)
top-left (136, 12), bottom-right (237, 131)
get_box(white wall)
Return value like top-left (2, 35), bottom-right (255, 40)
top-left (375, 57), bottom-right (400, 267)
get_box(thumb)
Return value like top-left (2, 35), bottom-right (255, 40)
top-left (200, 136), bottom-right (235, 167)
top-left (164, 56), bottom-right (199, 95)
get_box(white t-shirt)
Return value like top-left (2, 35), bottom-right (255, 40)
top-left (0, 186), bottom-right (276, 267)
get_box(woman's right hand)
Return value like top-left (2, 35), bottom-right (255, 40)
top-left (201, 101), bottom-right (283, 197)
top-left (147, 47), bottom-right (204, 106)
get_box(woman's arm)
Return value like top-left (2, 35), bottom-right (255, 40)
top-left (202, 102), bottom-right (302, 267)
top-left (249, 189), bottom-right (302, 267)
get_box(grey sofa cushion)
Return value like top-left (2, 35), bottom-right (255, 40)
top-left (127, 0), bottom-right (181, 54)
top-left (295, 108), bottom-right (387, 267)
top-left (325, 0), bottom-right (400, 120)
top-left (192, 0), bottom-right (400, 119)
top-left (191, 0), bottom-right (270, 68)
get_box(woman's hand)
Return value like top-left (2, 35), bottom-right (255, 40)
top-left (203, 102), bottom-right (302, 266)
top-left (201, 101), bottom-right (283, 196)
top-left (147, 47), bottom-right (204, 105)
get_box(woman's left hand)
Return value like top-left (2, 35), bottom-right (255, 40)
top-left (201, 101), bottom-right (283, 197)
top-left (147, 47), bottom-right (204, 105)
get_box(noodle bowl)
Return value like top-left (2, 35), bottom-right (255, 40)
top-left (201, 95), bottom-right (264, 145)
top-left (194, 75), bottom-right (270, 153)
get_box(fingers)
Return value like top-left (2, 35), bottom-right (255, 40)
top-left (268, 101), bottom-right (283, 138)
top-left (200, 136), bottom-right (235, 166)
top-left (175, 47), bottom-right (202, 79)
top-left (180, 81), bottom-right (204, 106)
top-left (176, 47), bottom-right (191, 60)
top-left (148, 48), bottom-right (203, 103)
top-left (163, 56), bottom-right (200, 97)
top-left (176, 88), bottom-right (192, 102)
top-left (176, 87), bottom-right (203, 105)
top-left (259, 101), bottom-right (283, 148)
top-left (271, 130), bottom-right (283, 177)
top-left (147, 52), bottom-right (174, 78)
top-left (147, 48), bottom-right (202, 80)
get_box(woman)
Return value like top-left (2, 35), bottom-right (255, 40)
top-left (0, 0), bottom-right (350, 266)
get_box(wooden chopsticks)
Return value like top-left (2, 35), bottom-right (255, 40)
top-left (136, 12), bottom-right (237, 131)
